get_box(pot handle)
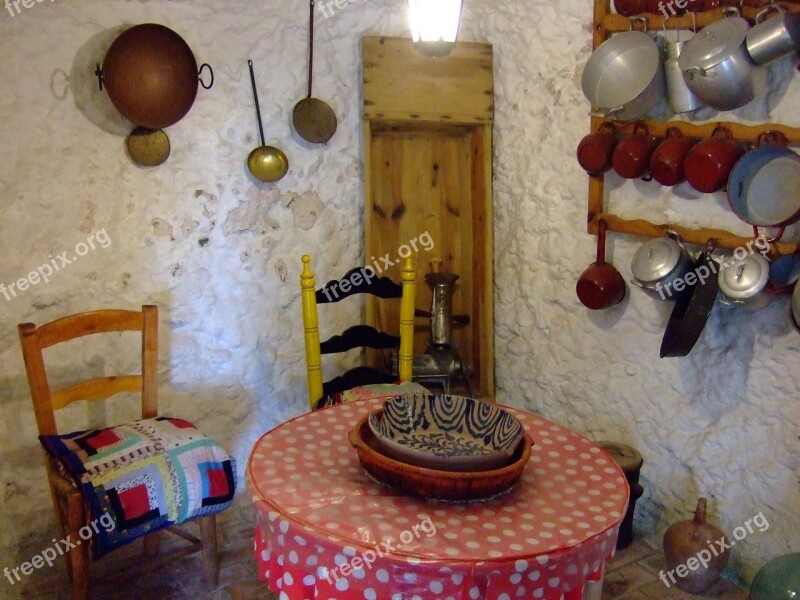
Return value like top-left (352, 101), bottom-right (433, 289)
top-left (94, 64), bottom-right (104, 91)
top-left (665, 229), bottom-right (690, 252)
top-left (756, 4), bottom-right (783, 24)
top-left (198, 63), bottom-right (214, 90)
top-left (628, 16), bottom-right (648, 32)
top-left (629, 279), bottom-right (646, 289)
top-left (683, 66), bottom-right (706, 81)
top-left (589, 106), bottom-right (624, 118)
top-left (710, 126), bottom-right (733, 140)
top-left (596, 219), bottom-right (608, 266)
top-left (755, 129), bottom-right (788, 148)
top-left (753, 225), bottom-right (786, 244)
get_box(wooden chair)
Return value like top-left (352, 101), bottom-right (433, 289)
top-left (18, 305), bottom-right (223, 600)
top-left (301, 255), bottom-right (416, 411)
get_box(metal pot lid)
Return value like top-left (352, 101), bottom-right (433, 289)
top-left (679, 17), bottom-right (749, 72)
top-left (631, 237), bottom-right (683, 283)
top-left (718, 253), bottom-right (769, 299)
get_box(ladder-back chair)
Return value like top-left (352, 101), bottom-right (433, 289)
top-left (300, 255), bottom-right (416, 410)
top-left (18, 305), bottom-right (235, 600)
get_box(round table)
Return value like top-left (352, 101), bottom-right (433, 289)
top-left (246, 398), bottom-right (629, 600)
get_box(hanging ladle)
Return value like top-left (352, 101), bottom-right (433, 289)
top-left (247, 60), bottom-right (289, 183)
top-left (292, 0), bottom-right (337, 144)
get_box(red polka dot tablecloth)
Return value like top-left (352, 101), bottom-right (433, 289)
top-left (246, 398), bottom-right (629, 600)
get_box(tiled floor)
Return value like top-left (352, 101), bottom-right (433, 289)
top-left (19, 494), bottom-right (748, 600)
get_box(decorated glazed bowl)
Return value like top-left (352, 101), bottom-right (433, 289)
top-left (368, 394), bottom-right (525, 471)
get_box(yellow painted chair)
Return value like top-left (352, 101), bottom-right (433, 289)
top-left (300, 255), bottom-right (418, 411)
top-left (18, 305), bottom-right (234, 600)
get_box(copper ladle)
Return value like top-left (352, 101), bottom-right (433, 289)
top-left (247, 60), bottom-right (289, 183)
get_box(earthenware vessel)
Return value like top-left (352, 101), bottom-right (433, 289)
top-left (663, 498), bottom-right (730, 593)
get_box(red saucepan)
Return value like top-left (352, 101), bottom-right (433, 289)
top-left (577, 220), bottom-right (626, 310)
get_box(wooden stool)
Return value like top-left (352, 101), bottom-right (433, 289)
top-left (597, 441), bottom-right (644, 550)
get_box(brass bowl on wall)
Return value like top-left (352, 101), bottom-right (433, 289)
top-left (126, 127), bottom-right (171, 167)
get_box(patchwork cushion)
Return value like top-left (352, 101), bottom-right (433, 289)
top-left (314, 381), bottom-right (429, 410)
top-left (39, 416), bottom-right (236, 558)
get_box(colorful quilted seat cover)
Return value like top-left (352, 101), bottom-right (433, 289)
top-left (39, 416), bottom-right (236, 559)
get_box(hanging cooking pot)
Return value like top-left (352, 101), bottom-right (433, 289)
top-left (746, 3), bottom-right (800, 66)
top-left (679, 8), bottom-right (767, 111)
top-left (660, 245), bottom-right (720, 358)
top-left (576, 219), bottom-right (626, 310)
top-left (791, 280), bottom-right (800, 333)
top-left (96, 23), bottom-right (214, 130)
top-left (630, 231), bottom-right (695, 300)
top-left (727, 131), bottom-right (800, 242)
top-left (581, 17), bottom-right (666, 121)
top-left (718, 252), bottom-right (773, 309)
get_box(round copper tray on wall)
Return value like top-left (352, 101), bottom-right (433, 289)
top-left (349, 410), bottom-right (533, 501)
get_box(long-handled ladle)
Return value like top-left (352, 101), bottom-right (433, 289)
top-left (247, 60), bottom-right (289, 182)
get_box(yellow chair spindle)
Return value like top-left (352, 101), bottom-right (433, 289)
top-left (301, 255), bottom-right (323, 410)
top-left (398, 256), bottom-right (416, 382)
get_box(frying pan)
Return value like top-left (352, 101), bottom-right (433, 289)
top-left (660, 250), bottom-right (720, 358)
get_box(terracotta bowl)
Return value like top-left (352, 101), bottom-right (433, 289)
top-left (350, 411), bottom-right (533, 501)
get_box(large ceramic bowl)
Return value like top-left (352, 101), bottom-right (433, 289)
top-left (350, 412), bottom-right (533, 501)
top-left (368, 394), bottom-right (524, 471)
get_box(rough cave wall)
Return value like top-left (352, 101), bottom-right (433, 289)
top-left (0, 0), bottom-right (797, 593)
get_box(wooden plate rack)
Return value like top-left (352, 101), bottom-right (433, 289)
top-left (587, 0), bottom-right (800, 254)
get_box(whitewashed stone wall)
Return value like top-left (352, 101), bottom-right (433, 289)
top-left (0, 0), bottom-right (796, 593)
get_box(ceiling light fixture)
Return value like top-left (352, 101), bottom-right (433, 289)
top-left (408, 0), bottom-right (463, 58)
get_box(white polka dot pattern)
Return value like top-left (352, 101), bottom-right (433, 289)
top-left (246, 399), bottom-right (628, 600)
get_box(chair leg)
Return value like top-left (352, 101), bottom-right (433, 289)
top-left (66, 492), bottom-right (89, 600)
top-left (44, 461), bottom-right (73, 581)
top-left (143, 531), bottom-right (161, 556)
top-left (199, 515), bottom-right (219, 586)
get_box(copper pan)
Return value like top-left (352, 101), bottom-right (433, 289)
top-left (97, 23), bottom-right (213, 130)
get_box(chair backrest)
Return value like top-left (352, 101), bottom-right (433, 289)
top-left (301, 255), bottom-right (415, 410)
top-left (18, 305), bottom-right (159, 436)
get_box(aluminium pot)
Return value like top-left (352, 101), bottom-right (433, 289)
top-left (746, 4), bottom-right (800, 66)
top-left (718, 252), bottom-right (772, 309)
top-left (678, 10), bottom-right (767, 111)
top-left (582, 24), bottom-right (666, 121)
top-left (630, 231), bottom-right (695, 300)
